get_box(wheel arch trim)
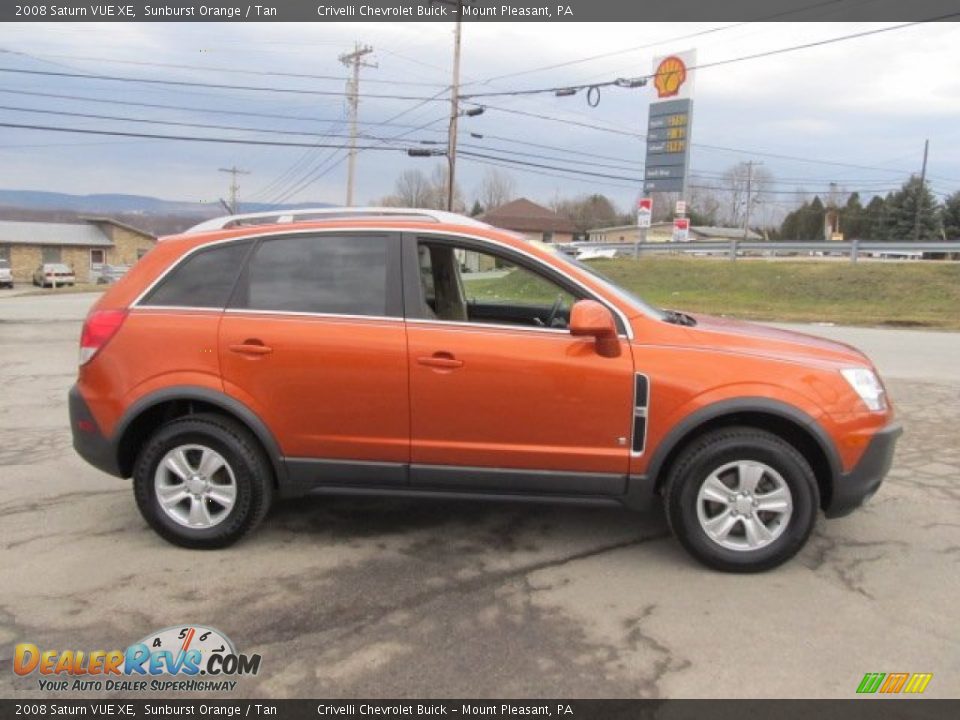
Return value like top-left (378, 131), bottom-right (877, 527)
top-left (113, 385), bottom-right (286, 484)
top-left (645, 397), bottom-right (842, 491)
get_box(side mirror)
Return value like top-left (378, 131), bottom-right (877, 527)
top-left (569, 300), bottom-right (620, 357)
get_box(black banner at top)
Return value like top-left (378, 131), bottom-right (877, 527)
top-left (2, 0), bottom-right (960, 22)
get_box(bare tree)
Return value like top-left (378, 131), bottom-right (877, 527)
top-left (379, 169), bottom-right (433, 207)
top-left (375, 165), bottom-right (464, 211)
top-left (552, 194), bottom-right (621, 232)
top-left (428, 164), bottom-right (466, 212)
top-left (717, 162), bottom-right (775, 227)
top-left (477, 168), bottom-right (516, 212)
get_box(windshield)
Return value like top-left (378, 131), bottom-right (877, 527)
top-left (533, 243), bottom-right (665, 320)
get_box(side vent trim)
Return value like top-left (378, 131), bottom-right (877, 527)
top-left (632, 373), bottom-right (650, 454)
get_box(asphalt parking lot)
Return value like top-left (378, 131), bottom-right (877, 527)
top-left (1, 292), bottom-right (957, 699)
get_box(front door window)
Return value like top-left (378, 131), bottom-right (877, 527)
top-left (417, 240), bottom-right (577, 329)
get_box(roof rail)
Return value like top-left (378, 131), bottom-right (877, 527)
top-left (186, 207), bottom-right (492, 234)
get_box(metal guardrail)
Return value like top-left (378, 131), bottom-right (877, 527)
top-left (570, 240), bottom-right (960, 262)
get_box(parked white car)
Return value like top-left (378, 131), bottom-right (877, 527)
top-left (33, 263), bottom-right (75, 288)
top-left (0, 259), bottom-right (13, 288)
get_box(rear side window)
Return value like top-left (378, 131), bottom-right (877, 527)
top-left (141, 241), bottom-right (250, 308)
top-left (237, 234), bottom-right (389, 316)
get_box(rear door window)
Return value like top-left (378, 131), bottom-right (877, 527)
top-left (235, 234), bottom-right (395, 317)
top-left (140, 241), bottom-right (250, 308)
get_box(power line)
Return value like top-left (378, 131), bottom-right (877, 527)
top-left (252, 121), bottom-right (347, 201)
top-left (459, 155), bottom-right (638, 190)
top-left (0, 118), bottom-right (916, 201)
top-left (473, 102), bottom-right (936, 177)
top-left (0, 48), bottom-right (447, 87)
top-left (0, 103), bottom-right (377, 140)
top-left (268, 114), bottom-right (448, 206)
top-left (472, 22), bottom-right (751, 85)
top-left (0, 121), bottom-right (419, 151)
top-left (458, 149), bottom-right (639, 182)
top-left (463, 17), bottom-right (958, 102)
top-left (471, 0), bottom-right (857, 85)
top-left (0, 87), bottom-right (448, 131)
top-left (265, 90), bottom-right (452, 206)
top-left (0, 66), bottom-right (447, 102)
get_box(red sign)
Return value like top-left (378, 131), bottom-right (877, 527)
top-left (673, 217), bottom-right (690, 242)
top-left (637, 197), bottom-right (652, 228)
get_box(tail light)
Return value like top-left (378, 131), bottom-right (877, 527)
top-left (79, 309), bottom-right (127, 365)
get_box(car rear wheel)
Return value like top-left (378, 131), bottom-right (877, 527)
top-left (133, 413), bottom-right (273, 549)
top-left (664, 427), bottom-right (819, 572)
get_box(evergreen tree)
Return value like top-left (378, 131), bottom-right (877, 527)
top-left (863, 195), bottom-right (887, 241)
top-left (780, 196), bottom-right (826, 240)
top-left (840, 192), bottom-right (864, 239)
top-left (469, 200), bottom-right (484, 217)
top-left (942, 191), bottom-right (960, 240)
top-left (883, 176), bottom-right (940, 241)
top-left (805, 197), bottom-right (826, 240)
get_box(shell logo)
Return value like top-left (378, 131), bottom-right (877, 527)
top-left (654, 56), bottom-right (687, 99)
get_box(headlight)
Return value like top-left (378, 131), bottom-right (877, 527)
top-left (841, 368), bottom-right (887, 412)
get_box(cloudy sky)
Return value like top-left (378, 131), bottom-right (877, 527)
top-left (0, 19), bottom-right (958, 217)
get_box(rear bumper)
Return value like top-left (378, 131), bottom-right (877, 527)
top-left (825, 422), bottom-right (902, 518)
top-left (69, 385), bottom-right (123, 477)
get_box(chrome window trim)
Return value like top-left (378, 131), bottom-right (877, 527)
top-left (131, 226), bottom-right (635, 339)
top-left (132, 305), bottom-right (223, 314)
top-left (407, 318), bottom-right (573, 337)
top-left (224, 308), bottom-right (403, 323)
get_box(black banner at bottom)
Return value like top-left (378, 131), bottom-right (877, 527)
top-left (1, 700), bottom-right (959, 720)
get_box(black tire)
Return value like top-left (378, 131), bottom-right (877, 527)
top-left (664, 426), bottom-right (819, 572)
top-left (133, 413), bottom-right (274, 549)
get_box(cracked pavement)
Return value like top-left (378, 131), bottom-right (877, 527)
top-left (0, 294), bottom-right (958, 698)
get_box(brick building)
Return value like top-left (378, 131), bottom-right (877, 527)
top-left (0, 217), bottom-right (156, 284)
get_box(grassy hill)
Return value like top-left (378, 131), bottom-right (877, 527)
top-left (463, 257), bottom-right (960, 330)
top-left (588, 257), bottom-right (960, 329)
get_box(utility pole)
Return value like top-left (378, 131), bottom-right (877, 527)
top-left (219, 166), bottom-right (250, 214)
top-left (446, 19), bottom-right (463, 212)
top-left (742, 160), bottom-right (762, 242)
top-left (912, 139), bottom-right (929, 243)
top-left (339, 42), bottom-right (376, 207)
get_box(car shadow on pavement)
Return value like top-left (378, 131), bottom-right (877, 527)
top-left (264, 494), bottom-right (671, 556)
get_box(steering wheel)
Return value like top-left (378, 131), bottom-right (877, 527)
top-left (544, 295), bottom-right (564, 328)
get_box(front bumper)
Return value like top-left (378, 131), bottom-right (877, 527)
top-left (824, 422), bottom-right (902, 518)
top-left (69, 385), bottom-right (123, 477)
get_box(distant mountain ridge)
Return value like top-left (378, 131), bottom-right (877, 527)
top-left (0, 189), bottom-right (333, 216)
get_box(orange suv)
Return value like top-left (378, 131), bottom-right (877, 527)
top-left (69, 208), bottom-right (901, 571)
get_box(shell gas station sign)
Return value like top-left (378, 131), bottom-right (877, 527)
top-left (644, 49), bottom-right (696, 195)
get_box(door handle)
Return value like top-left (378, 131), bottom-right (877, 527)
top-left (417, 352), bottom-right (463, 370)
top-left (229, 341), bottom-right (273, 356)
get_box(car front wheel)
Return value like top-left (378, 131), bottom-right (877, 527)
top-left (664, 427), bottom-right (819, 572)
top-left (133, 413), bottom-right (274, 549)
